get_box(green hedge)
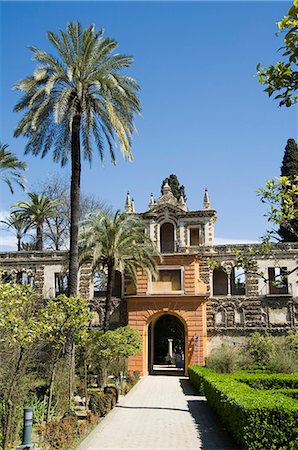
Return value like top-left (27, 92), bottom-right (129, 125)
top-left (188, 366), bottom-right (298, 450)
top-left (233, 371), bottom-right (298, 390)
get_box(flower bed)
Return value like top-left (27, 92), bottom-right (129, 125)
top-left (188, 366), bottom-right (298, 450)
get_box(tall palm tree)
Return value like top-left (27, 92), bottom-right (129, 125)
top-left (0, 142), bottom-right (27, 194)
top-left (79, 211), bottom-right (159, 331)
top-left (13, 193), bottom-right (58, 250)
top-left (13, 22), bottom-right (140, 295)
top-left (0, 212), bottom-right (31, 251)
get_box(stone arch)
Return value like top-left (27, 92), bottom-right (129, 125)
top-left (127, 297), bottom-right (206, 375)
top-left (145, 310), bottom-right (188, 374)
top-left (159, 221), bottom-right (176, 253)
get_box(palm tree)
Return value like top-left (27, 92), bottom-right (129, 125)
top-left (0, 142), bottom-right (27, 194)
top-left (0, 212), bottom-right (31, 251)
top-left (13, 22), bottom-right (140, 296)
top-left (79, 211), bottom-right (159, 331)
top-left (13, 193), bottom-right (58, 250)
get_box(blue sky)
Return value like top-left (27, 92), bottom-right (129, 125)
top-left (0, 0), bottom-right (297, 249)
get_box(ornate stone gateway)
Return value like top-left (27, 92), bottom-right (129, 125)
top-left (148, 313), bottom-right (185, 373)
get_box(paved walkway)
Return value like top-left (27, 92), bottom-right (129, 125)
top-left (77, 376), bottom-right (239, 450)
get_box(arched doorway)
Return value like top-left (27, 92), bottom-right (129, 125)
top-left (148, 314), bottom-right (185, 374)
top-left (160, 222), bottom-right (175, 253)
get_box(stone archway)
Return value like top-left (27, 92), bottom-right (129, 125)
top-left (148, 313), bottom-right (185, 374)
top-left (127, 296), bottom-right (207, 376)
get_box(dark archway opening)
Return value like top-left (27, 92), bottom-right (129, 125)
top-left (148, 314), bottom-right (185, 374)
top-left (160, 222), bottom-right (175, 253)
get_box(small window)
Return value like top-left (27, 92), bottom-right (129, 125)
top-left (231, 267), bottom-right (245, 295)
top-left (94, 271), bottom-right (107, 297)
top-left (55, 273), bottom-right (68, 296)
top-left (21, 271), bottom-right (34, 287)
top-left (268, 267), bottom-right (288, 295)
top-left (190, 227), bottom-right (200, 246)
top-left (124, 274), bottom-right (136, 295)
top-left (151, 268), bottom-right (183, 292)
top-left (160, 223), bottom-right (175, 253)
top-left (93, 270), bottom-right (122, 297)
top-left (213, 268), bottom-right (228, 295)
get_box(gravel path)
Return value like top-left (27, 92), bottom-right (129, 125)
top-left (77, 375), bottom-right (238, 450)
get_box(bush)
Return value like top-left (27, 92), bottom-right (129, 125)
top-left (104, 386), bottom-right (119, 404)
top-left (119, 371), bottom-right (140, 395)
top-left (88, 391), bottom-right (113, 417)
top-left (206, 332), bottom-right (298, 374)
top-left (268, 342), bottom-right (298, 374)
top-left (37, 415), bottom-right (79, 449)
top-left (233, 371), bottom-right (298, 390)
top-left (205, 342), bottom-right (250, 373)
top-left (188, 366), bottom-right (298, 449)
top-left (246, 332), bottom-right (275, 367)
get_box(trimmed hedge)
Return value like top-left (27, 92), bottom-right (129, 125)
top-left (188, 366), bottom-right (298, 450)
top-left (88, 390), bottom-right (115, 417)
top-left (233, 371), bottom-right (298, 390)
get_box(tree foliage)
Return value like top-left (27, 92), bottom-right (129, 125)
top-left (281, 138), bottom-right (298, 177)
top-left (0, 142), bottom-right (27, 194)
top-left (37, 174), bottom-right (112, 250)
top-left (79, 210), bottom-right (158, 330)
top-left (279, 138), bottom-right (298, 241)
top-left (0, 282), bottom-right (92, 448)
top-left (12, 192), bottom-right (59, 250)
top-left (257, 0), bottom-right (298, 107)
top-left (0, 212), bottom-right (31, 251)
top-left (81, 326), bottom-right (142, 385)
top-left (257, 176), bottom-right (298, 241)
top-left (161, 174), bottom-right (186, 202)
top-left (13, 21), bottom-right (141, 295)
top-left (0, 282), bottom-right (45, 449)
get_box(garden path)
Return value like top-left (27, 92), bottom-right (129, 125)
top-left (76, 375), bottom-right (238, 450)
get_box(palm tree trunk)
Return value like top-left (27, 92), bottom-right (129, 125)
top-left (68, 114), bottom-right (81, 296)
top-left (17, 231), bottom-right (21, 251)
top-left (104, 262), bottom-right (115, 332)
top-left (36, 221), bottom-right (43, 250)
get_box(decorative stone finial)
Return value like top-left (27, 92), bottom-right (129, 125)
top-left (179, 195), bottom-right (185, 206)
top-left (125, 192), bottom-right (131, 213)
top-left (131, 198), bottom-right (135, 213)
top-left (162, 181), bottom-right (171, 195)
top-left (203, 188), bottom-right (211, 209)
top-left (149, 193), bottom-right (155, 209)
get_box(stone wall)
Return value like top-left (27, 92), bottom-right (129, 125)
top-left (201, 244), bottom-right (298, 353)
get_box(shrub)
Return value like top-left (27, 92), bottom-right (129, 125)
top-left (233, 371), bottom-right (298, 389)
top-left (245, 332), bottom-right (275, 367)
top-left (188, 366), bottom-right (298, 449)
top-left (104, 386), bottom-right (119, 404)
top-left (88, 391), bottom-right (113, 417)
top-left (205, 342), bottom-right (250, 373)
top-left (268, 342), bottom-right (298, 374)
top-left (286, 330), bottom-right (298, 355)
top-left (37, 415), bottom-right (79, 449)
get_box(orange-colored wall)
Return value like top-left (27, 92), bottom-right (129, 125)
top-left (126, 254), bottom-right (208, 375)
top-left (135, 254), bottom-right (207, 296)
top-left (127, 296), bottom-right (207, 375)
